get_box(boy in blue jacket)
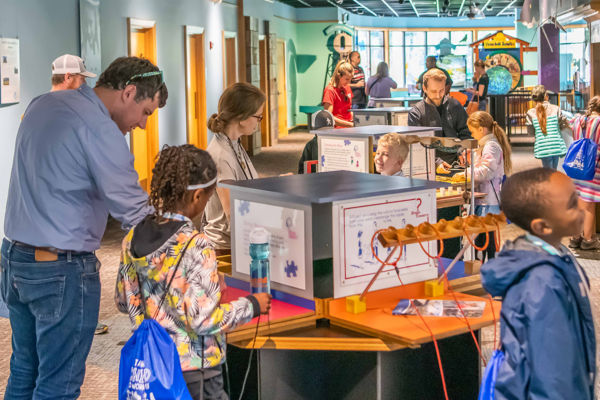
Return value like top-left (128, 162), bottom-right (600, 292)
top-left (481, 168), bottom-right (597, 400)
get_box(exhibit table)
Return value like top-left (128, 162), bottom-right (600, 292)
top-left (370, 96), bottom-right (422, 108)
top-left (352, 106), bottom-right (412, 127)
top-left (220, 172), bottom-right (499, 400)
top-left (312, 125), bottom-right (441, 180)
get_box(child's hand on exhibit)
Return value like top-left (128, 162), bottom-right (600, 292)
top-left (254, 293), bottom-right (273, 314)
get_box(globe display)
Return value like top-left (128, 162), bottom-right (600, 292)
top-left (487, 66), bottom-right (513, 95)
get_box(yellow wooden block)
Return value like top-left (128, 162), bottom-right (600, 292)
top-left (425, 280), bottom-right (445, 297)
top-left (346, 295), bottom-right (367, 314)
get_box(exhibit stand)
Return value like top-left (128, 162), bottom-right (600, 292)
top-left (370, 96), bottom-right (422, 108)
top-left (353, 106), bottom-right (412, 127)
top-left (313, 125), bottom-right (441, 180)
top-left (220, 171), bottom-right (499, 400)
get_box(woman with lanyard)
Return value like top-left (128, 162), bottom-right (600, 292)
top-left (365, 62), bottom-right (397, 108)
top-left (467, 59), bottom-right (489, 111)
top-left (203, 82), bottom-right (265, 255)
top-left (322, 60), bottom-right (355, 128)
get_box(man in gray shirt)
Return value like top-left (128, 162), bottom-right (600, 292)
top-left (1, 56), bottom-right (167, 400)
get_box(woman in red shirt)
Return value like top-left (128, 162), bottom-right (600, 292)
top-left (322, 61), bottom-right (354, 128)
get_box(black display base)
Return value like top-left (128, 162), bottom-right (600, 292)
top-left (227, 324), bottom-right (481, 400)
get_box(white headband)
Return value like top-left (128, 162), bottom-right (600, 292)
top-left (187, 177), bottom-right (218, 190)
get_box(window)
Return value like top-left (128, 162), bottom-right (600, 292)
top-left (560, 27), bottom-right (590, 91)
top-left (389, 31), bottom-right (405, 87)
top-left (356, 29), bottom-right (484, 91)
top-left (355, 30), bottom-right (385, 78)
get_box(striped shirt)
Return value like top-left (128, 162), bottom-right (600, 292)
top-left (532, 115), bottom-right (567, 159)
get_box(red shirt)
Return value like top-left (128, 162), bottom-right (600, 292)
top-left (322, 85), bottom-right (353, 128)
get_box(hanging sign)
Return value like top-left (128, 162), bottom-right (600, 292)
top-left (483, 32), bottom-right (516, 49)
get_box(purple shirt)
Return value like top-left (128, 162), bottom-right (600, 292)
top-left (367, 76), bottom-right (397, 107)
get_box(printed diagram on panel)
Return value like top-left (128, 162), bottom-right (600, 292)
top-left (342, 197), bottom-right (432, 284)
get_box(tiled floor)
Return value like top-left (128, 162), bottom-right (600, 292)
top-left (0, 132), bottom-right (599, 398)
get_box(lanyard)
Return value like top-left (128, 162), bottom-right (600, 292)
top-left (162, 212), bottom-right (193, 224)
top-left (223, 134), bottom-right (255, 180)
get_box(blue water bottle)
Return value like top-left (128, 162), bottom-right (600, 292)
top-left (249, 227), bottom-right (271, 295)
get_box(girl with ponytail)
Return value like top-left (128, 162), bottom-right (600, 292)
top-left (463, 111), bottom-right (512, 261)
top-left (568, 96), bottom-right (600, 250)
top-left (526, 85), bottom-right (569, 169)
top-left (204, 82), bottom-right (266, 253)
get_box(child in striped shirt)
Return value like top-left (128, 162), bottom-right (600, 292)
top-left (526, 85), bottom-right (569, 170)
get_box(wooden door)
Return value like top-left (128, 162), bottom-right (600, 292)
top-left (223, 35), bottom-right (237, 89)
top-left (185, 28), bottom-right (207, 149)
top-left (128, 18), bottom-right (158, 192)
top-left (276, 40), bottom-right (288, 138)
top-left (266, 32), bottom-right (278, 146)
top-left (259, 38), bottom-right (270, 147)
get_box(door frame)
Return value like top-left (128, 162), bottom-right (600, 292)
top-left (259, 35), bottom-right (271, 147)
top-left (127, 17), bottom-right (158, 192)
top-left (222, 31), bottom-right (238, 90)
top-left (276, 38), bottom-right (288, 138)
top-left (184, 26), bottom-right (208, 149)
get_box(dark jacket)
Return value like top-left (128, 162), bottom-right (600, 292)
top-left (481, 236), bottom-right (596, 400)
top-left (408, 96), bottom-right (472, 163)
top-left (298, 135), bottom-right (318, 174)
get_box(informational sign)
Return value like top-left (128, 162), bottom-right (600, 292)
top-left (0, 38), bottom-right (20, 104)
top-left (80, 0), bottom-right (102, 88)
top-left (483, 32), bottom-right (516, 49)
top-left (233, 200), bottom-right (306, 290)
top-left (318, 136), bottom-right (369, 173)
top-left (332, 190), bottom-right (438, 299)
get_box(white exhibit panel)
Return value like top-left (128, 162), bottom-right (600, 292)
top-left (318, 135), bottom-right (370, 173)
top-left (354, 112), bottom-right (387, 127)
top-left (233, 200), bottom-right (306, 290)
top-left (0, 38), bottom-right (20, 104)
top-left (332, 190), bottom-right (438, 299)
top-left (394, 112), bottom-right (408, 126)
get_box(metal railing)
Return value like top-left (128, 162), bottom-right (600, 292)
top-left (489, 90), bottom-right (588, 143)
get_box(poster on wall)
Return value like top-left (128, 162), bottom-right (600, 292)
top-left (439, 55), bottom-right (466, 88)
top-left (80, 0), bottom-right (102, 88)
top-left (318, 136), bottom-right (369, 173)
top-left (332, 190), bottom-right (438, 299)
top-left (233, 200), bottom-right (306, 290)
top-left (0, 38), bottom-right (20, 105)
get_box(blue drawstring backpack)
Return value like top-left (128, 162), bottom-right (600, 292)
top-left (119, 234), bottom-right (199, 400)
top-left (563, 118), bottom-right (598, 181)
top-left (478, 349), bottom-right (505, 400)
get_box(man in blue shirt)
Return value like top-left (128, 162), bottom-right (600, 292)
top-left (0, 56), bottom-right (168, 400)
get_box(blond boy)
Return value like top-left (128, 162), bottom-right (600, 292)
top-left (375, 133), bottom-right (409, 176)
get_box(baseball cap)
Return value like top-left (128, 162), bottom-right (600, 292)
top-left (51, 54), bottom-right (97, 78)
top-left (312, 110), bottom-right (335, 130)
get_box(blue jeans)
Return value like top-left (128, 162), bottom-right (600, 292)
top-left (474, 205), bottom-right (501, 262)
top-left (475, 205), bottom-right (501, 217)
top-left (478, 99), bottom-right (488, 111)
top-left (351, 103), bottom-right (364, 110)
top-left (0, 239), bottom-right (101, 400)
top-left (541, 155), bottom-right (560, 169)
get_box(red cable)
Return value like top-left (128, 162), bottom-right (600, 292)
top-left (370, 229), bottom-right (403, 267)
top-left (395, 270), bottom-right (449, 400)
top-left (488, 293), bottom-right (497, 350)
top-left (463, 217), bottom-right (489, 252)
top-left (437, 254), bottom-right (486, 367)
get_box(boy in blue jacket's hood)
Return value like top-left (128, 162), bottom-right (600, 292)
top-left (481, 168), bottom-right (597, 400)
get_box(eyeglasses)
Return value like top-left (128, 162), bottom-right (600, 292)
top-left (253, 114), bottom-right (264, 122)
top-left (125, 71), bottom-right (163, 86)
